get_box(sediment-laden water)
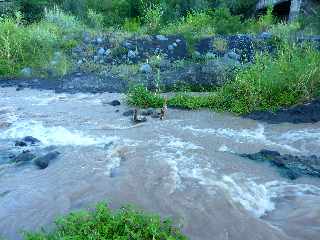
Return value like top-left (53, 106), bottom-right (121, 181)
top-left (0, 87), bottom-right (320, 240)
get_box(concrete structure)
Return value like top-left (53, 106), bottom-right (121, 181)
top-left (256, 0), bottom-right (303, 21)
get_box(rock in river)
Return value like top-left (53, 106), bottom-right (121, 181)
top-left (33, 151), bottom-right (61, 169)
top-left (22, 136), bottom-right (40, 145)
top-left (108, 100), bottom-right (121, 106)
top-left (13, 150), bottom-right (36, 163)
top-left (15, 141), bottom-right (27, 147)
top-left (241, 149), bottom-right (320, 180)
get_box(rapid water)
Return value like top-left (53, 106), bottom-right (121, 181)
top-left (0, 87), bottom-right (320, 240)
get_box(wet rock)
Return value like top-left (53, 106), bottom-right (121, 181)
top-left (244, 98), bottom-right (320, 124)
top-left (22, 136), bottom-right (40, 145)
top-left (140, 63), bottom-right (152, 74)
top-left (151, 112), bottom-right (161, 118)
top-left (241, 150), bottom-right (320, 180)
top-left (16, 84), bottom-right (24, 91)
top-left (132, 109), bottom-right (147, 124)
top-left (13, 150), bottom-right (36, 163)
top-left (33, 151), bottom-right (60, 169)
top-left (108, 100), bottom-right (121, 106)
top-left (15, 141), bottom-right (27, 147)
top-left (123, 109), bottom-right (134, 117)
top-left (141, 108), bottom-right (156, 116)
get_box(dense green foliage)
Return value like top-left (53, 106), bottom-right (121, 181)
top-left (0, 9), bottom-right (82, 77)
top-left (11, 0), bottom-right (256, 25)
top-left (23, 203), bottom-right (187, 240)
top-left (128, 43), bottom-right (320, 114)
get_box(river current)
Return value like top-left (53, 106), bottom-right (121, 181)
top-left (0, 87), bottom-right (320, 240)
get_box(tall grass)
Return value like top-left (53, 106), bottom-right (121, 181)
top-left (0, 9), bottom-right (83, 77)
top-left (212, 43), bottom-right (320, 114)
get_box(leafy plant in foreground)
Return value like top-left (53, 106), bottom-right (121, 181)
top-left (23, 203), bottom-right (187, 240)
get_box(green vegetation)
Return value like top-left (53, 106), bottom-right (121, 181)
top-left (128, 43), bottom-right (320, 114)
top-left (0, 0), bottom-right (319, 112)
top-left (0, 9), bottom-right (84, 77)
top-left (23, 203), bottom-right (186, 240)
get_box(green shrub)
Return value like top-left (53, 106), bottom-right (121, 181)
top-left (161, 10), bottom-right (215, 47)
top-left (219, 0), bottom-right (257, 15)
top-left (44, 7), bottom-right (84, 38)
top-left (23, 203), bottom-right (187, 240)
top-left (123, 17), bottom-right (142, 33)
top-left (212, 44), bottom-right (320, 114)
top-left (128, 85), bottom-right (164, 108)
top-left (0, 14), bottom-right (56, 76)
top-left (142, 3), bottom-right (164, 34)
top-left (210, 7), bottom-right (246, 35)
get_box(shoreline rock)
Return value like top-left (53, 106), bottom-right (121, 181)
top-left (241, 149), bottom-right (320, 180)
top-left (244, 98), bottom-right (320, 124)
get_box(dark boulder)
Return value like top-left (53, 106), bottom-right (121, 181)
top-left (13, 150), bottom-right (36, 163)
top-left (123, 109), bottom-right (134, 117)
top-left (22, 136), bottom-right (40, 145)
top-left (241, 150), bottom-right (320, 180)
top-left (33, 151), bottom-right (60, 169)
top-left (15, 141), bottom-right (27, 147)
top-left (108, 100), bottom-right (121, 106)
top-left (141, 108), bottom-right (156, 116)
top-left (244, 98), bottom-right (320, 124)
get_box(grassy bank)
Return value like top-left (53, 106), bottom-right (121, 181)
top-left (128, 43), bottom-right (320, 114)
top-left (23, 203), bottom-right (186, 240)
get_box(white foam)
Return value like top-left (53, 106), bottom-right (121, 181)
top-left (277, 129), bottom-right (320, 144)
top-left (191, 172), bottom-right (320, 218)
top-left (1, 120), bottom-right (117, 146)
top-left (0, 107), bottom-right (19, 123)
top-left (157, 135), bottom-right (203, 150)
top-left (218, 145), bottom-right (234, 153)
top-left (216, 175), bottom-right (276, 217)
top-left (182, 124), bottom-right (300, 153)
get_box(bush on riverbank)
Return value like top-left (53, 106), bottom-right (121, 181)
top-left (0, 9), bottom-right (83, 77)
top-left (23, 203), bottom-right (186, 240)
top-left (128, 43), bottom-right (320, 114)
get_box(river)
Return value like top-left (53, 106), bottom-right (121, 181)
top-left (0, 87), bottom-right (320, 240)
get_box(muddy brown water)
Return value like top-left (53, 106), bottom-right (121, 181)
top-left (0, 87), bottom-right (320, 240)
